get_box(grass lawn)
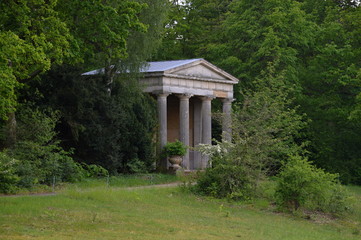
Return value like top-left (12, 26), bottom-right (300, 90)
top-left (0, 177), bottom-right (360, 240)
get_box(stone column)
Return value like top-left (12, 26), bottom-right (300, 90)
top-left (221, 98), bottom-right (234, 142)
top-left (193, 99), bottom-right (203, 169)
top-left (200, 96), bottom-right (213, 169)
top-left (157, 93), bottom-right (169, 170)
top-left (178, 94), bottom-right (192, 170)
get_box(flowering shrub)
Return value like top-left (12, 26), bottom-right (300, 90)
top-left (196, 141), bottom-right (233, 160)
top-left (194, 140), bottom-right (256, 200)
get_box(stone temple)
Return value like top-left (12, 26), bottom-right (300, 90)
top-left (139, 59), bottom-right (238, 170)
top-left (84, 59), bottom-right (238, 171)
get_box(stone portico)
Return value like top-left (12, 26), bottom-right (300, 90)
top-left (139, 59), bottom-right (238, 170)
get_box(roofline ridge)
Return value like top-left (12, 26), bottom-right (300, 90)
top-left (147, 58), bottom-right (203, 63)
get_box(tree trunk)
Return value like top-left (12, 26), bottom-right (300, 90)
top-left (5, 112), bottom-right (17, 147)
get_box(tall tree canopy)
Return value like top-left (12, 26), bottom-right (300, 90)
top-left (0, 0), bottom-right (71, 119)
top-left (0, 0), bottom-right (147, 120)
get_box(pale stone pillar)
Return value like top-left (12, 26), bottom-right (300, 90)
top-left (178, 94), bottom-right (192, 169)
top-left (193, 99), bottom-right (203, 169)
top-left (221, 98), bottom-right (234, 142)
top-left (157, 93), bottom-right (169, 170)
top-left (200, 96), bottom-right (213, 169)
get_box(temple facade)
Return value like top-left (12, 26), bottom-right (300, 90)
top-left (139, 59), bottom-right (238, 170)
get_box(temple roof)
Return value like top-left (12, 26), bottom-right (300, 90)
top-left (143, 59), bottom-right (202, 72)
top-left (83, 59), bottom-right (238, 99)
top-left (82, 59), bottom-right (238, 83)
top-left (82, 59), bottom-right (201, 76)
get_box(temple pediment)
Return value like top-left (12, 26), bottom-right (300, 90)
top-left (144, 58), bottom-right (239, 84)
top-left (141, 59), bottom-right (238, 99)
top-left (170, 64), bottom-right (228, 81)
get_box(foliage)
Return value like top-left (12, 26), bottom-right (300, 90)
top-left (275, 155), bottom-right (350, 214)
top-left (295, 3), bottom-right (361, 184)
top-left (155, 0), bottom-right (232, 60)
top-left (157, 0), bottom-right (361, 185)
top-left (7, 105), bottom-right (83, 188)
top-left (231, 64), bottom-right (307, 176)
top-left (0, 151), bottom-right (19, 194)
top-left (56, 0), bottom-right (146, 68)
top-left (163, 140), bottom-right (187, 157)
top-left (32, 66), bottom-right (157, 174)
top-left (127, 0), bottom-right (170, 63)
top-left (126, 158), bottom-right (148, 174)
top-left (21, 0), bottom-right (168, 175)
top-left (81, 164), bottom-right (109, 178)
top-left (0, 0), bottom-right (71, 119)
top-left (0, 0), bottom-right (150, 120)
top-left (195, 141), bottom-right (254, 200)
top-left (194, 63), bottom-right (306, 200)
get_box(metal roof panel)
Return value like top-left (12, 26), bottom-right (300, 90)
top-left (142, 59), bottom-right (202, 72)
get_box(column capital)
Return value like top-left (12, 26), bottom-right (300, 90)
top-left (199, 95), bottom-right (215, 101)
top-left (157, 92), bottom-right (170, 98)
top-left (177, 93), bottom-right (193, 100)
top-left (221, 98), bottom-right (235, 104)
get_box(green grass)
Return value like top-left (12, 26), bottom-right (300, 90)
top-left (0, 180), bottom-right (360, 240)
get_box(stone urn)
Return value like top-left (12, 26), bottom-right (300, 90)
top-left (163, 140), bottom-right (187, 173)
top-left (168, 155), bottom-right (183, 170)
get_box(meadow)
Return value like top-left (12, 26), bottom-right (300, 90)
top-left (0, 176), bottom-right (360, 240)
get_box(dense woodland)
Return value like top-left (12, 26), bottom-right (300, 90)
top-left (1, 0), bottom-right (361, 193)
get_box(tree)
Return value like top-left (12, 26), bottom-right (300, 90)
top-left (0, 0), bottom-right (71, 120)
top-left (0, 0), bottom-right (148, 120)
top-left (154, 0), bottom-right (232, 60)
top-left (24, 0), bottom-right (169, 173)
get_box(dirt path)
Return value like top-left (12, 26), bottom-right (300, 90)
top-left (0, 182), bottom-right (182, 198)
top-left (125, 182), bottom-right (181, 190)
top-left (0, 192), bottom-right (57, 198)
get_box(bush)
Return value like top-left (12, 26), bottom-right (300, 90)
top-left (194, 141), bottom-right (256, 200)
top-left (0, 151), bottom-right (19, 193)
top-left (126, 158), bottom-right (147, 174)
top-left (81, 163), bottom-right (109, 178)
top-left (12, 141), bottom-right (83, 187)
top-left (275, 155), bottom-right (350, 214)
top-left (196, 164), bottom-right (253, 200)
top-left (8, 105), bottom-right (83, 188)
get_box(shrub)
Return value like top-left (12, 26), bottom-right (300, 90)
top-left (194, 141), bottom-right (256, 200)
top-left (275, 155), bottom-right (350, 214)
top-left (196, 164), bottom-right (253, 200)
top-left (81, 163), bottom-right (109, 178)
top-left (9, 105), bottom-right (83, 188)
top-left (0, 151), bottom-right (19, 193)
top-left (126, 158), bottom-right (147, 174)
top-left (12, 141), bottom-right (83, 187)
